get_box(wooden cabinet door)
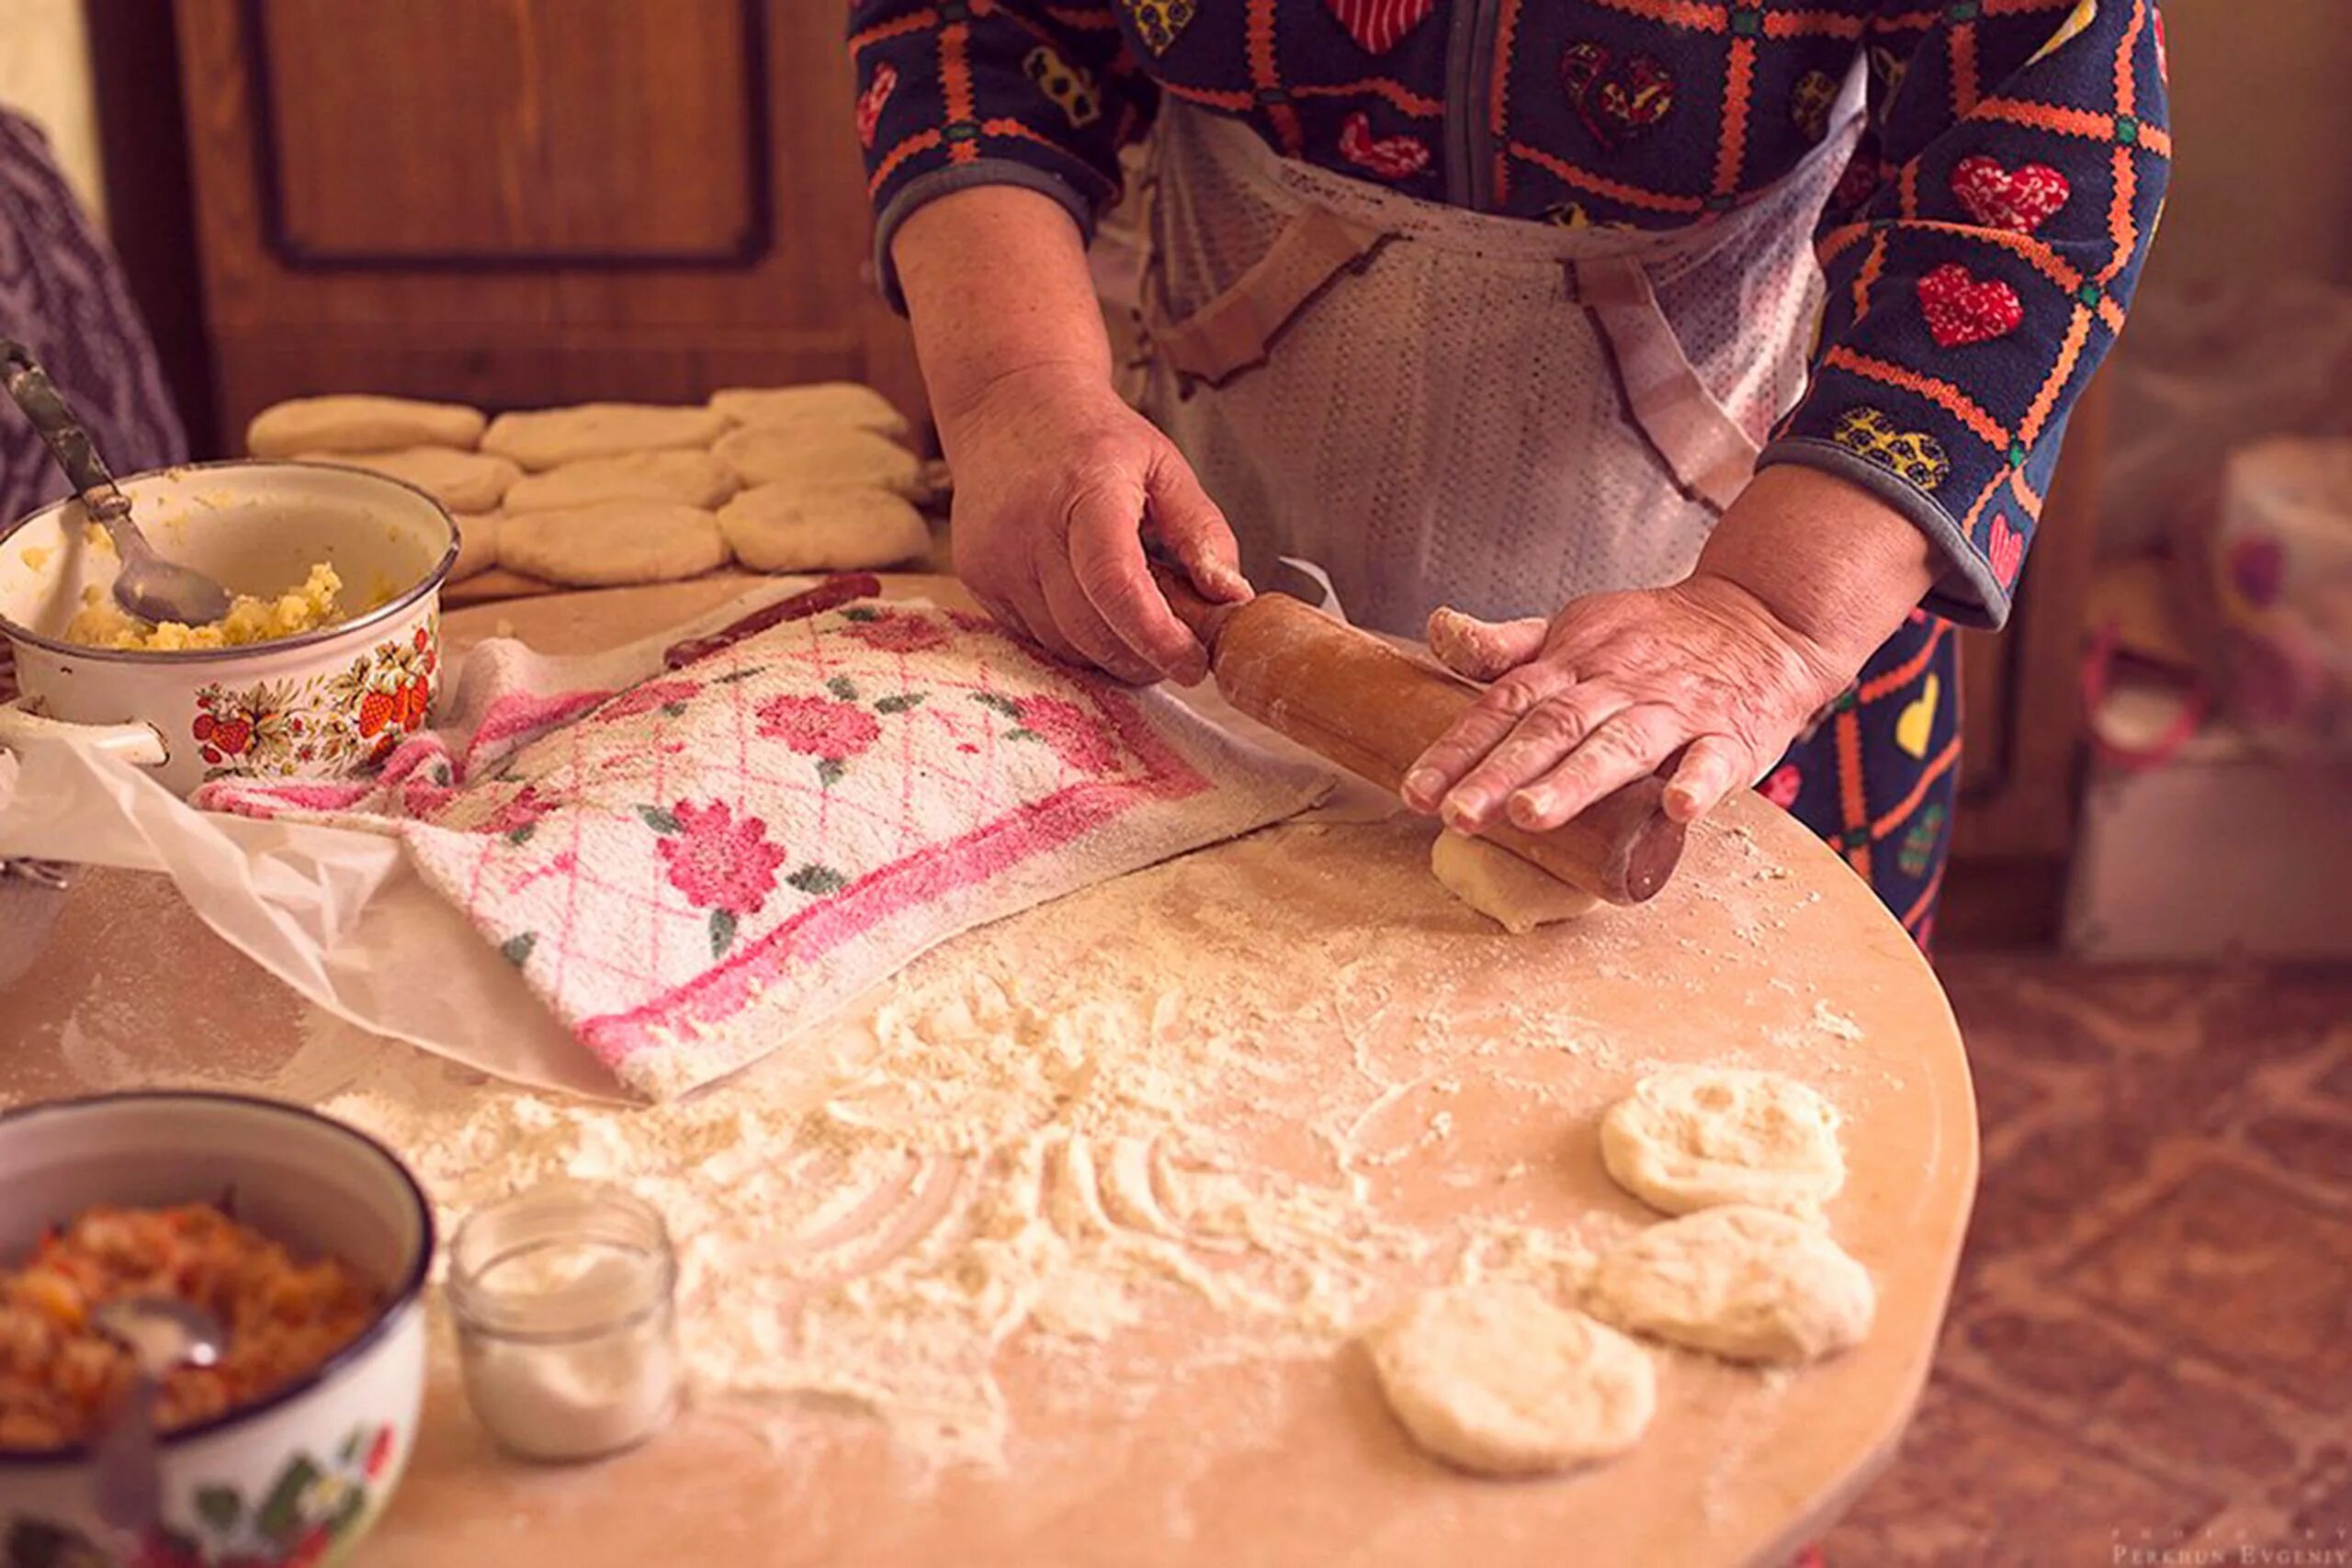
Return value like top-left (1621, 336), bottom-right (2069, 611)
top-left (175, 0), bottom-right (922, 443)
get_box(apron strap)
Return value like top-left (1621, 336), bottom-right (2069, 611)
top-left (1574, 256), bottom-right (1759, 513)
top-left (1153, 207), bottom-right (1390, 389)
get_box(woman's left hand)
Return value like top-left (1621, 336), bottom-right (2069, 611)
top-left (1400, 465), bottom-right (1942, 833)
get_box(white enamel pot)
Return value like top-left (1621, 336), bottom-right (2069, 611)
top-left (0, 1092), bottom-right (435, 1566)
top-left (0, 461), bottom-right (456, 798)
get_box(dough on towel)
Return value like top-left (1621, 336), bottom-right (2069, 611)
top-left (1600, 1066), bottom-right (1844, 1217)
top-left (717, 484), bottom-right (931, 572)
top-left (708, 383), bottom-right (910, 440)
top-left (1366, 1285), bottom-right (1654, 1476)
top-left (712, 423), bottom-right (926, 496)
top-left (1586, 1205), bottom-right (1875, 1365)
top-left (481, 403), bottom-right (733, 471)
top-left (497, 502), bottom-right (728, 588)
top-left (447, 513), bottom-right (500, 583)
top-left (503, 449), bottom-right (739, 513)
top-left (295, 446), bottom-right (521, 514)
top-left (248, 395), bottom-right (484, 457)
top-left (1430, 829), bottom-right (1600, 932)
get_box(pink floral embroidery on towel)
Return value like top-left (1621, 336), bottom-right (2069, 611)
top-left (200, 598), bottom-right (1331, 1099)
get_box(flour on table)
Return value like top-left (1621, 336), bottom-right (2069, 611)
top-left (311, 829), bottom-right (1683, 1472)
top-left (1600, 1066), bottom-right (1844, 1217)
top-left (1584, 1205), bottom-right (1873, 1365)
top-left (1364, 1284), bottom-right (1654, 1476)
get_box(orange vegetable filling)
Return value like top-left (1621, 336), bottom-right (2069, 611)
top-left (0, 1204), bottom-right (379, 1452)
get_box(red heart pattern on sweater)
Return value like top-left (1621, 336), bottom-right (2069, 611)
top-left (1761, 763), bottom-right (1804, 810)
top-left (855, 63), bottom-right (897, 150)
top-left (1559, 42), bottom-right (1676, 152)
top-left (1989, 516), bottom-right (2025, 587)
top-left (1324, 0), bottom-right (1436, 55)
top-left (1917, 262), bottom-right (2024, 348)
top-left (1951, 155), bottom-right (2070, 234)
top-left (1338, 112), bottom-right (1430, 179)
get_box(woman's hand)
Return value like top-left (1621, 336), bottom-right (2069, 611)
top-left (939, 362), bottom-right (1248, 687)
top-left (1402, 465), bottom-right (1942, 831)
top-left (892, 185), bottom-right (1248, 687)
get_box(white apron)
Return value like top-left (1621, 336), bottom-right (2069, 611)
top-left (1134, 72), bottom-right (1866, 637)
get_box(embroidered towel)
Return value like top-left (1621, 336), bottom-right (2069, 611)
top-left (195, 598), bottom-right (1330, 1100)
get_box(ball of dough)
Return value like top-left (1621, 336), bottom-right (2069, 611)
top-left (482, 403), bottom-right (733, 471)
top-left (502, 448), bottom-right (740, 513)
top-left (1430, 829), bottom-right (1601, 933)
top-left (1364, 1285), bottom-right (1655, 1476)
top-left (717, 484), bottom-right (932, 573)
top-left (497, 502), bottom-right (728, 587)
top-left (295, 446), bottom-right (521, 514)
top-left (712, 424), bottom-right (926, 496)
top-left (708, 383), bottom-right (910, 440)
top-left (1600, 1067), bottom-right (1844, 1217)
top-left (447, 513), bottom-right (500, 583)
top-left (1585, 1205), bottom-right (1875, 1364)
top-left (248, 394), bottom-right (484, 457)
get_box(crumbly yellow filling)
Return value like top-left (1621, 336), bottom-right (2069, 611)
top-left (63, 562), bottom-right (345, 651)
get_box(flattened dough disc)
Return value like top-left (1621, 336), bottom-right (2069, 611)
top-left (498, 502), bottom-right (728, 587)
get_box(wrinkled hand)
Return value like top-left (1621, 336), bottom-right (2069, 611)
top-left (939, 363), bottom-right (1250, 686)
top-left (1401, 573), bottom-right (1856, 834)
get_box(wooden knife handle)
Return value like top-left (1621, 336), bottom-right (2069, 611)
top-left (1159, 570), bottom-right (1684, 905)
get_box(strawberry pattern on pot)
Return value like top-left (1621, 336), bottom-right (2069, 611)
top-left (191, 627), bottom-right (439, 782)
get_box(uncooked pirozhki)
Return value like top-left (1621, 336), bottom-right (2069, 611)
top-left (482, 404), bottom-right (733, 471)
top-left (247, 394), bottom-right (485, 457)
top-left (717, 484), bottom-right (931, 573)
top-left (1430, 829), bottom-right (1600, 933)
top-left (295, 446), bottom-right (521, 515)
top-left (497, 502), bottom-right (728, 587)
top-left (1585, 1204), bottom-right (1875, 1364)
top-left (712, 424), bottom-right (926, 496)
top-left (447, 513), bottom-right (500, 583)
top-left (708, 383), bottom-right (910, 440)
top-left (1600, 1066), bottom-right (1845, 1217)
top-left (502, 449), bottom-right (740, 513)
top-left (1364, 1284), bottom-right (1655, 1476)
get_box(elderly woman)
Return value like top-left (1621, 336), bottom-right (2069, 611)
top-left (847, 0), bottom-right (2167, 940)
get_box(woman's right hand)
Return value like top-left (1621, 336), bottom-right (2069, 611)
top-left (937, 362), bottom-right (1250, 687)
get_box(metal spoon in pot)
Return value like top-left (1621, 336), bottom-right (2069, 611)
top-left (1, 338), bottom-right (232, 626)
top-left (90, 1297), bottom-right (226, 1546)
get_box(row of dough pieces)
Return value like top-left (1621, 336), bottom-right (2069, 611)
top-left (1368, 1064), bottom-right (1872, 1479)
top-left (241, 389), bottom-right (940, 587)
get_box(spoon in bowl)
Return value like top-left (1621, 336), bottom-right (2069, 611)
top-left (1, 338), bottom-right (232, 626)
top-left (90, 1297), bottom-right (226, 1549)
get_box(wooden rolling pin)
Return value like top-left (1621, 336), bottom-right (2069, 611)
top-left (1154, 569), bottom-right (1686, 905)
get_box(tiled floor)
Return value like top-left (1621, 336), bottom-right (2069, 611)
top-left (1821, 958), bottom-right (2352, 1568)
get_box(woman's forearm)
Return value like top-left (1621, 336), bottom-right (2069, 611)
top-left (1697, 465), bottom-right (1939, 676)
top-left (890, 186), bottom-right (1115, 427)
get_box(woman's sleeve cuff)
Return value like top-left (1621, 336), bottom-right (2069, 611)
top-left (873, 162), bottom-right (1098, 313)
top-left (1756, 437), bottom-right (2014, 631)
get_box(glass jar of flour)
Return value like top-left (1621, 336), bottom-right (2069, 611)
top-left (448, 1180), bottom-right (682, 1461)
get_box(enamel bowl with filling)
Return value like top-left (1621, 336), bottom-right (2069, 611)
top-left (0, 461), bottom-right (456, 797)
top-left (0, 1092), bottom-right (434, 1566)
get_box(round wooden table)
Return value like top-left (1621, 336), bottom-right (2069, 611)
top-left (0, 577), bottom-right (1976, 1568)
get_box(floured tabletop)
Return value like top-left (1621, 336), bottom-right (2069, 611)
top-left (0, 577), bottom-right (1975, 1568)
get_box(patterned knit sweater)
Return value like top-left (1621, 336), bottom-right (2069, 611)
top-left (848, 0), bottom-right (2169, 629)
